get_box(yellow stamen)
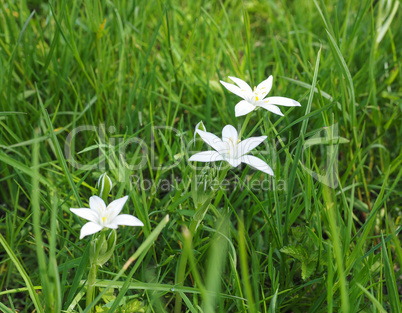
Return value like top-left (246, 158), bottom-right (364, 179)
top-left (102, 217), bottom-right (105, 223)
top-left (253, 86), bottom-right (256, 91)
top-left (255, 96), bottom-right (259, 101)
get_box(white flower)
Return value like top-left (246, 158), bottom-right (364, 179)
top-left (220, 75), bottom-right (301, 117)
top-left (189, 125), bottom-right (274, 175)
top-left (70, 195), bottom-right (144, 239)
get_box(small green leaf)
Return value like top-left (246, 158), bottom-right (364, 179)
top-left (280, 245), bottom-right (307, 261)
top-left (120, 299), bottom-right (146, 312)
top-left (301, 260), bottom-right (317, 280)
top-left (95, 304), bottom-right (109, 313)
top-left (100, 288), bottom-right (116, 304)
top-left (291, 226), bottom-right (305, 242)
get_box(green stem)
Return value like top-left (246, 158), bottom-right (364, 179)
top-left (86, 234), bottom-right (103, 311)
top-left (174, 247), bottom-right (188, 313)
top-left (239, 113), bottom-right (252, 139)
top-left (174, 197), bottom-right (211, 313)
top-left (175, 167), bottom-right (229, 313)
top-left (86, 262), bottom-right (98, 310)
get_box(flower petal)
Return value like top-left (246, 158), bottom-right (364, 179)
top-left (256, 75), bottom-right (273, 98)
top-left (189, 151), bottom-right (224, 163)
top-left (228, 76), bottom-right (252, 94)
top-left (79, 222), bottom-right (103, 239)
top-left (194, 121), bottom-right (206, 146)
top-left (226, 158), bottom-right (242, 167)
top-left (104, 223), bottom-right (118, 229)
top-left (112, 214), bottom-right (144, 227)
top-left (256, 102), bottom-right (284, 116)
top-left (220, 80), bottom-right (248, 100)
top-left (106, 195), bottom-right (129, 221)
top-left (70, 208), bottom-right (99, 223)
top-left (89, 196), bottom-right (107, 215)
top-left (235, 100), bottom-right (256, 117)
top-left (196, 130), bottom-right (225, 152)
top-left (265, 96), bottom-right (301, 107)
top-left (222, 125), bottom-right (238, 144)
top-left (237, 136), bottom-right (267, 156)
top-left (241, 155), bottom-right (274, 176)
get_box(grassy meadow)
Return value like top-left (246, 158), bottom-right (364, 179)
top-left (0, 0), bottom-right (401, 312)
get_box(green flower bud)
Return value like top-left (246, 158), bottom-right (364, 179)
top-left (97, 173), bottom-right (113, 202)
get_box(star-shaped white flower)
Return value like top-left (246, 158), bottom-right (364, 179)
top-left (188, 125), bottom-right (274, 175)
top-left (70, 195), bottom-right (144, 239)
top-left (220, 75), bottom-right (301, 117)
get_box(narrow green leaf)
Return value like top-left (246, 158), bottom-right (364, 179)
top-left (381, 233), bottom-right (401, 313)
top-left (0, 234), bottom-right (44, 313)
top-left (37, 87), bottom-right (84, 208)
top-left (285, 47), bottom-right (321, 244)
top-left (355, 283), bottom-right (387, 313)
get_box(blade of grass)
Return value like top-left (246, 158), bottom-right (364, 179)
top-left (285, 47), bottom-right (321, 244)
top-left (37, 86), bottom-right (84, 208)
top-left (381, 233), bottom-right (401, 313)
top-left (0, 233), bottom-right (44, 313)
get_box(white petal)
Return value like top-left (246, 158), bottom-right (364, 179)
top-left (194, 121), bottom-right (206, 146)
top-left (70, 208), bottom-right (99, 223)
top-left (196, 130), bottom-right (226, 152)
top-left (112, 214), bottom-right (144, 227)
top-left (104, 223), bottom-right (118, 229)
top-left (265, 96), bottom-right (301, 107)
top-left (228, 76), bottom-right (252, 94)
top-left (241, 155), bottom-right (274, 176)
top-left (97, 173), bottom-right (105, 188)
top-left (189, 151), bottom-right (224, 163)
top-left (89, 196), bottom-right (107, 215)
top-left (222, 125), bottom-right (238, 144)
top-left (107, 195), bottom-right (129, 221)
top-left (235, 100), bottom-right (256, 117)
top-left (79, 222), bottom-right (103, 239)
top-left (220, 80), bottom-right (248, 100)
top-left (256, 76), bottom-right (273, 98)
top-left (226, 158), bottom-right (242, 167)
top-left (256, 102), bottom-right (284, 116)
top-left (237, 136), bottom-right (267, 156)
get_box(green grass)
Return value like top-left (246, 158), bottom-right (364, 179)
top-left (0, 0), bottom-right (401, 312)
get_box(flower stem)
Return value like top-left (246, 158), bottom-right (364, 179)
top-left (86, 234), bottom-right (103, 311)
top-left (86, 262), bottom-right (98, 310)
top-left (239, 113), bottom-right (252, 139)
top-left (175, 167), bottom-right (229, 313)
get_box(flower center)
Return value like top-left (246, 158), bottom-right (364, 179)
top-left (226, 137), bottom-right (238, 159)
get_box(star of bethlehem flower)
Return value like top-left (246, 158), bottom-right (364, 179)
top-left (188, 124), bottom-right (274, 175)
top-left (70, 195), bottom-right (144, 239)
top-left (220, 75), bottom-right (301, 117)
